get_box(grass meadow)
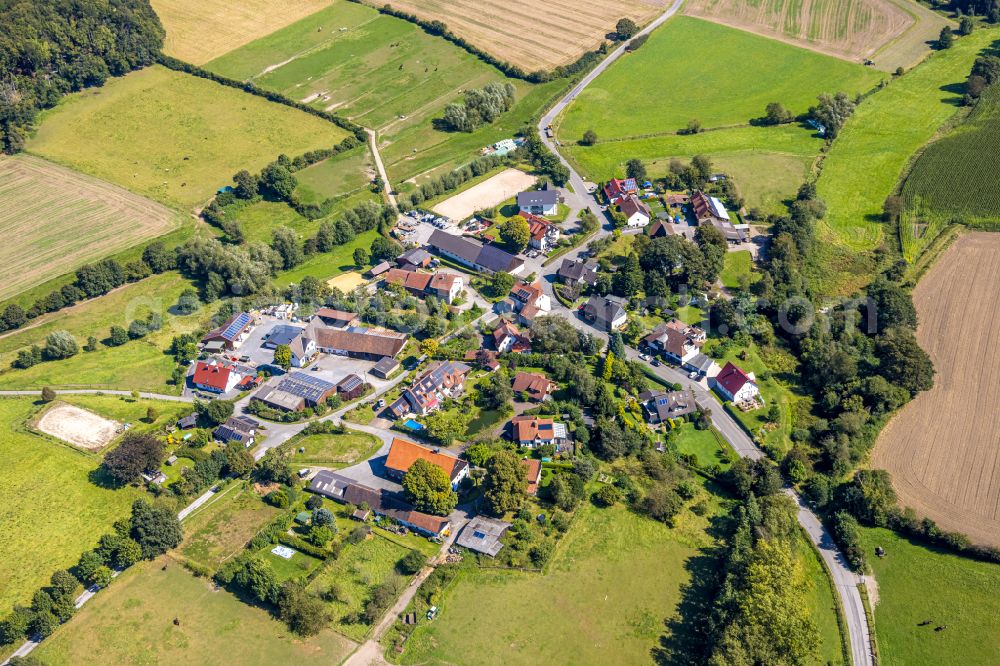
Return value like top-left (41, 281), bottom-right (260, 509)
top-left (672, 424), bottom-right (735, 471)
top-left (230, 191), bottom-right (380, 245)
top-left (286, 431), bottom-right (382, 468)
top-left (179, 482), bottom-right (281, 572)
top-left (859, 527), bottom-right (1000, 665)
top-left (559, 16), bottom-right (883, 141)
top-left (294, 145), bottom-right (374, 205)
top-left (0, 395), bottom-right (186, 609)
top-left (562, 124), bottom-right (822, 214)
top-left (28, 65), bottom-right (350, 210)
top-left (720, 250), bottom-right (756, 289)
top-left (273, 229), bottom-right (380, 287)
top-left (816, 28), bottom-right (1000, 252)
top-left (34, 560), bottom-right (355, 665)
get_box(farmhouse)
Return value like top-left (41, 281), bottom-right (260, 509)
top-left (557, 258), bottom-right (598, 287)
top-left (305, 321), bottom-right (407, 360)
top-left (516, 187), bottom-right (559, 216)
top-left (335, 374), bottom-right (367, 401)
top-left (456, 516), bottom-right (511, 557)
top-left (581, 295), bottom-right (627, 331)
top-left (201, 312), bottom-right (255, 351)
top-left (644, 320), bottom-right (707, 365)
top-left (512, 372), bottom-right (556, 402)
top-left (384, 438), bottom-right (470, 489)
top-left (691, 191), bottom-right (746, 244)
top-left (519, 211), bottom-right (561, 252)
top-left (309, 471), bottom-right (451, 537)
top-left (712, 362), bottom-right (761, 404)
top-left (313, 308), bottom-right (359, 328)
top-left (639, 389), bottom-right (698, 424)
top-left (427, 229), bottom-right (524, 274)
top-left (510, 415), bottom-right (567, 449)
top-left (213, 415), bottom-right (260, 447)
top-left (367, 261), bottom-right (393, 278)
top-left (389, 360), bottom-right (471, 417)
top-left (192, 359), bottom-right (243, 394)
top-left (619, 194), bottom-right (652, 228)
top-left (254, 372), bottom-right (338, 412)
top-left (383, 267), bottom-right (463, 304)
top-left (603, 177), bottom-right (638, 204)
top-left (523, 458), bottom-right (542, 495)
top-left (288, 332), bottom-right (317, 368)
top-left (493, 321), bottom-right (531, 353)
top-left (396, 247), bottom-right (433, 270)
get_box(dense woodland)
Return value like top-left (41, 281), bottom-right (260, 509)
top-left (0, 0), bottom-right (164, 153)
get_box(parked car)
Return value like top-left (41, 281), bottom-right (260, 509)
top-left (651, 359), bottom-right (660, 367)
top-left (688, 371), bottom-right (700, 379)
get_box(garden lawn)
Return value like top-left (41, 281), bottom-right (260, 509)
top-left (308, 533), bottom-right (411, 641)
top-left (0, 398), bottom-right (140, 609)
top-left (859, 527), bottom-right (1000, 665)
top-left (274, 229), bottom-right (380, 287)
top-left (28, 65), bottom-right (349, 210)
top-left (394, 502), bottom-right (717, 665)
top-left (0, 271), bottom-right (211, 393)
top-left (34, 561), bottom-right (355, 665)
top-left (673, 424), bottom-right (734, 470)
top-left (179, 482), bottom-right (281, 572)
top-left (816, 28), bottom-right (1000, 252)
top-left (720, 250), bottom-right (756, 289)
top-left (263, 548), bottom-right (324, 582)
top-left (287, 431), bottom-right (382, 467)
top-left (562, 124), bottom-right (821, 215)
top-left (559, 16), bottom-right (882, 140)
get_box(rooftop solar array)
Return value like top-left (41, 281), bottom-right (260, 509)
top-left (278, 372), bottom-right (337, 402)
top-left (220, 312), bottom-right (253, 341)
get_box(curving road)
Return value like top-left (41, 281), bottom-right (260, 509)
top-left (533, 7), bottom-right (875, 663)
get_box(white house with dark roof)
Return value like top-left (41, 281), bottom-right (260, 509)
top-left (517, 188), bottom-right (559, 216)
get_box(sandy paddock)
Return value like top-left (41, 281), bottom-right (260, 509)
top-left (327, 271), bottom-right (366, 292)
top-left (432, 168), bottom-right (537, 221)
top-left (36, 403), bottom-right (120, 451)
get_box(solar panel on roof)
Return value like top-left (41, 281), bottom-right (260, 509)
top-left (221, 312), bottom-right (252, 340)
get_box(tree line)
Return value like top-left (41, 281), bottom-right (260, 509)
top-left (0, 0), bottom-right (165, 153)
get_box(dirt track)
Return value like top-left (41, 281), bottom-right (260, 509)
top-left (872, 232), bottom-right (1000, 547)
top-left (36, 402), bottom-right (120, 451)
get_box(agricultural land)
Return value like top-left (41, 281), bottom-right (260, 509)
top-left (0, 155), bottom-right (183, 301)
top-left (27, 65), bottom-right (350, 210)
top-left (683, 0), bottom-right (950, 71)
top-left (374, 0), bottom-right (666, 71)
top-left (151, 0), bottom-right (331, 65)
top-left (203, 2), bottom-right (564, 187)
top-left (33, 561), bottom-right (355, 665)
top-left (859, 527), bottom-right (1000, 665)
top-left (872, 232), bottom-right (1000, 548)
top-left (815, 27), bottom-right (997, 255)
top-left (558, 16), bottom-right (883, 140)
top-left (0, 394), bottom-right (189, 609)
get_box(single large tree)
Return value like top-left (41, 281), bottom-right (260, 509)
top-left (498, 216), bottom-right (531, 253)
top-left (44, 330), bottom-right (78, 360)
top-left (402, 459), bottom-right (458, 515)
top-left (129, 499), bottom-right (183, 558)
top-left (102, 432), bottom-right (165, 485)
top-left (483, 450), bottom-right (527, 516)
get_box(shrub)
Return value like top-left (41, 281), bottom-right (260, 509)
top-left (592, 484), bottom-right (621, 507)
top-left (265, 489), bottom-right (290, 508)
top-left (397, 550), bottom-right (426, 575)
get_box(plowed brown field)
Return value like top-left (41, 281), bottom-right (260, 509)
top-left (873, 232), bottom-right (1000, 547)
top-left (382, 0), bottom-right (667, 71)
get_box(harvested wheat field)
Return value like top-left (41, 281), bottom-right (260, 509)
top-left (151, 0), bottom-right (330, 64)
top-left (873, 232), bottom-right (1000, 547)
top-left (382, 0), bottom-right (667, 71)
top-left (0, 155), bottom-right (181, 301)
top-left (433, 168), bottom-right (537, 221)
top-left (684, 0), bottom-right (949, 70)
top-left (36, 402), bottom-right (120, 451)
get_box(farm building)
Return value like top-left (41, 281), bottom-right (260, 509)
top-left (691, 191), bottom-right (746, 244)
top-left (517, 187), bottom-right (559, 216)
top-left (427, 229), bottom-right (524, 275)
top-left (254, 372), bottom-right (338, 412)
top-left (201, 312), bottom-right (255, 351)
top-left (384, 438), bottom-right (470, 489)
top-left (305, 321), bottom-right (407, 360)
top-left (396, 247), bottom-right (433, 269)
top-left (262, 324), bottom-right (304, 349)
top-left (336, 374), bottom-right (367, 401)
top-left (312, 308), bottom-right (360, 328)
top-left (456, 516), bottom-right (511, 557)
top-left (371, 356), bottom-right (400, 379)
top-left (192, 360), bottom-right (243, 394)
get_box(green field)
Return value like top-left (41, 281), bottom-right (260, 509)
top-left (28, 65), bottom-right (350, 210)
top-left (559, 16), bottom-right (882, 141)
top-left (798, 532), bottom-right (848, 665)
top-left (34, 561), bottom-right (355, 665)
top-left (294, 146), bottom-right (374, 204)
top-left (816, 28), bottom-right (1000, 252)
top-left (859, 527), bottom-right (1000, 665)
top-left (287, 431), bottom-right (382, 467)
top-left (274, 229), bottom-right (380, 287)
top-left (0, 396), bottom-right (182, 608)
top-left (232, 189), bottom-right (380, 244)
top-left (673, 424), bottom-right (734, 470)
top-left (204, 1), bottom-right (564, 186)
top-left (180, 482), bottom-right (281, 571)
top-left (720, 250), bottom-right (756, 289)
top-left (0, 271), bottom-right (210, 393)
top-left (902, 83), bottom-right (1000, 221)
top-left (562, 124), bottom-right (821, 214)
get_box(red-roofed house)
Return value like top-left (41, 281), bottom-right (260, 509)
top-left (510, 416), bottom-right (567, 448)
top-left (383, 268), bottom-right (463, 304)
top-left (384, 438), bottom-right (470, 489)
top-left (619, 194), bottom-right (651, 228)
top-left (518, 211), bottom-right (561, 252)
top-left (493, 322), bottom-right (531, 353)
top-left (603, 178), bottom-right (638, 204)
top-left (712, 362), bottom-right (760, 404)
top-left (512, 372), bottom-right (556, 402)
top-left (192, 360), bottom-right (242, 394)
top-left (523, 458), bottom-right (542, 496)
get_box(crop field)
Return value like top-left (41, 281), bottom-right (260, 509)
top-left (902, 84), bottom-right (1000, 221)
top-left (34, 561), bottom-right (355, 665)
top-left (0, 397), bottom-right (142, 609)
top-left (381, 0), bottom-right (665, 71)
top-left (28, 65), bottom-right (350, 210)
top-left (563, 124), bottom-right (821, 214)
top-left (0, 155), bottom-right (183, 301)
top-left (683, 0), bottom-right (949, 71)
top-left (151, 0), bottom-right (331, 65)
top-left (816, 28), bottom-right (998, 254)
top-left (558, 16), bottom-right (882, 141)
top-left (859, 527), bottom-right (1000, 665)
top-left (872, 233), bottom-right (1000, 548)
top-left (0, 271), bottom-right (210, 393)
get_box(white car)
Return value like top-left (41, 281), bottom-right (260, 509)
top-left (638, 353), bottom-right (651, 361)
top-left (688, 371), bottom-right (700, 379)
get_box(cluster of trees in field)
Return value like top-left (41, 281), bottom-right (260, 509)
top-left (440, 82), bottom-right (516, 132)
top-left (0, 499), bottom-right (181, 648)
top-left (0, 0), bottom-right (164, 153)
top-left (963, 53), bottom-right (1000, 105)
top-left (12, 309), bottom-right (161, 370)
